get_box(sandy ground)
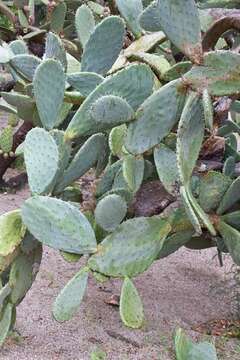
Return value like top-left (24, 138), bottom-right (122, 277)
top-left (0, 185), bottom-right (240, 360)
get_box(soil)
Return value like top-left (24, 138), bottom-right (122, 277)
top-left (1, 182), bottom-right (240, 360)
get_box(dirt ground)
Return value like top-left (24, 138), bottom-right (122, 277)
top-left (1, 184), bottom-right (240, 360)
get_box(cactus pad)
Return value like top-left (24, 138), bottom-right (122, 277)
top-left (217, 221), bottom-right (240, 266)
top-left (75, 4), bottom-right (95, 49)
top-left (119, 277), bottom-right (144, 329)
top-left (81, 16), bottom-right (125, 75)
top-left (177, 92), bottom-right (204, 184)
top-left (122, 155), bottom-right (144, 192)
top-left (33, 59), bottom-right (66, 130)
top-left (24, 128), bottom-right (59, 194)
top-left (67, 72), bottom-right (103, 96)
top-left (89, 95), bottom-right (134, 128)
top-left (116, 0), bottom-right (143, 38)
top-left (0, 210), bottom-right (25, 258)
top-left (21, 196), bottom-right (97, 254)
top-left (53, 267), bottom-right (89, 322)
top-left (125, 79), bottom-right (185, 154)
top-left (66, 64), bottom-right (154, 138)
top-left (184, 51), bottom-right (240, 96)
top-left (154, 144), bottom-right (179, 195)
top-left (55, 133), bottom-right (106, 193)
top-left (10, 54), bottom-right (41, 81)
top-left (44, 32), bottom-right (67, 71)
top-left (0, 303), bottom-right (13, 346)
top-left (217, 176), bottom-right (240, 215)
top-left (0, 126), bottom-right (13, 153)
top-left (95, 194), bottom-right (127, 232)
top-left (88, 217), bottom-right (171, 277)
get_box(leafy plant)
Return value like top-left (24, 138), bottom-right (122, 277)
top-left (0, 0), bottom-right (240, 349)
top-left (175, 328), bottom-right (218, 360)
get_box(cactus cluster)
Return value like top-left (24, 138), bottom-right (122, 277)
top-left (0, 0), bottom-right (240, 354)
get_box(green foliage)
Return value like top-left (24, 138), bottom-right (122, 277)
top-left (1, 0), bottom-right (240, 347)
top-left (125, 79), bottom-right (185, 154)
top-left (88, 217), bottom-right (171, 277)
top-left (33, 59), bottom-right (66, 130)
top-left (175, 328), bottom-right (218, 360)
top-left (116, 0), bottom-right (143, 38)
top-left (119, 277), bottom-right (144, 329)
top-left (24, 128), bottom-right (59, 194)
top-left (95, 194), bottom-right (127, 232)
top-left (75, 4), bottom-right (95, 49)
top-left (81, 16), bottom-right (125, 75)
top-left (53, 267), bottom-right (89, 322)
top-left (21, 196), bottom-right (97, 254)
top-left (142, 0), bottom-right (203, 63)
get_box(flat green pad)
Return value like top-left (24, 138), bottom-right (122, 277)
top-left (88, 217), bottom-right (171, 277)
top-left (180, 186), bottom-right (202, 235)
top-left (221, 211), bottom-right (240, 231)
top-left (217, 221), bottom-right (240, 266)
top-left (158, 230), bottom-right (194, 259)
top-left (141, 0), bottom-right (202, 63)
top-left (0, 126), bottom-right (13, 153)
top-left (175, 328), bottom-right (218, 360)
top-left (122, 155), bottom-right (144, 192)
top-left (154, 144), bottom-right (179, 195)
top-left (139, 1), bottom-right (162, 33)
top-left (66, 64), bottom-right (154, 139)
top-left (125, 79), bottom-right (185, 154)
top-left (95, 194), bottom-right (127, 232)
top-left (199, 171), bottom-right (232, 213)
top-left (21, 196), bottom-right (97, 254)
top-left (53, 267), bottom-right (89, 322)
top-left (44, 32), bottom-right (67, 71)
top-left (158, 0), bottom-right (202, 62)
top-left (75, 4), bottom-right (95, 49)
top-left (96, 160), bottom-right (123, 197)
top-left (55, 133), bottom-right (106, 193)
top-left (24, 128), bottom-right (59, 195)
top-left (60, 251), bottom-right (82, 263)
top-left (0, 303), bottom-right (13, 346)
top-left (9, 246), bottom-right (42, 305)
top-left (0, 210), bottom-right (25, 258)
top-left (109, 125), bottom-right (127, 157)
top-left (202, 89), bottom-right (214, 130)
top-left (116, 0), bottom-right (143, 37)
top-left (67, 72), bottom-right (103, 96)
top-left (184, 51), bottom-right (240, 96)
top-left (177, 92), bottom-right (204, 184)
top-left (81, 16), bottom-right (125, 75)
top-left (50, 2), bottom-right (67, 34)
top-left (33, 59), bottom-right (66, 130)
top-left (90, 95), bottom-right (134, 128)
top-left (0, 284), bottom-right (11, 311)
top-left (186, 186), bottom-right (216, 236)
top-left (10, 54), bottom-right (41, 81)
top-left (217, 176), bottom-right (240, 215)
top-left (120, 277), bottom-right (144, 329)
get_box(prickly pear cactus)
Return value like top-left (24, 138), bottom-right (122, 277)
top-left (1, 0), bottom-right (240, 353)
